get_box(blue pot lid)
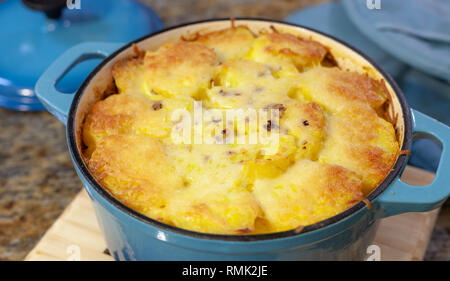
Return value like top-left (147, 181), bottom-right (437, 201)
top-left (0, 0), bottom-right (163, 111)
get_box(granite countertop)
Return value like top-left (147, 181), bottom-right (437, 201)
top-left (0, 0), bottom-right (448, 261)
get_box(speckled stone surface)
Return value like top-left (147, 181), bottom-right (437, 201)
top-left (0, 0), bottom-right (448, 261)
top-left (0, 109), bottom-right (82, 260)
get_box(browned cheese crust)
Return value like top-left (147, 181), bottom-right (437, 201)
top-left (82, 23), bottom-right (399, 234)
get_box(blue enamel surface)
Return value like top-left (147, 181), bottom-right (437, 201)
top-left (35, 42), bottom-right (123, 124)
top-left (80, 108), bottom-right (449, 260)
top-left (37, 35), bottom-right (450, 261)
top-left (376, 109), bottom-right (450, 217)
top-left (0, 0), bottom-right (162, 111)
top-left (77, 161), bottom-right (378, 260)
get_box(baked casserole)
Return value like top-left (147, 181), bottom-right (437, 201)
top-left (82, 22), bottom-right (400, 235)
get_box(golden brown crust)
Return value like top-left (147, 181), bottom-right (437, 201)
top-left (88, 135), bottom-right (183, 222)
top-left (142, 42), bottom-right (218, 99)
top-left (193, 26), bottom-right (256, 62)
top-left (253, 160), bottom-right (363, 232)
top-left (83, 24), bottom-right (399, 234)
top-left (247, 31), bottom-right (328, 76)
top-left (111, 55), bottom-right (145, 96)
top-left (296, 67), bottom-right (388, 113)
top-left (82, 93), bottom-right (175, 156)
top-left (144, 42), bottom-right (217, 70)
top-left (265, 32), bottom-right (327, 63)
top-left (280, 99), bottom-right (325, 160)
top-left (318, 106), bottom-right (398, 194)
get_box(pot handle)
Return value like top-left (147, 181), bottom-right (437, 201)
top-left (35, 42), bottom-right (123, 124)
top-left (377, 109), bottom-right (450, 218)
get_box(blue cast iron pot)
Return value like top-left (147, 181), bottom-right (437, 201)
top-left (35, 19), bottom-right (450, 261)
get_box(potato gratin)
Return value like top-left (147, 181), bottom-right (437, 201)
top-left (82, 24), bottom-right (399, 235)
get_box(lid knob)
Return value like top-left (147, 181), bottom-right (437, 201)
top-left (22, 0), bottom-right (67, 19)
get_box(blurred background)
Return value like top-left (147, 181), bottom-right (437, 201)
top-left (0, 0), bottom-right (448, 260)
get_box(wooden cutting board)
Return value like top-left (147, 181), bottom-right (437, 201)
top-left (25, 165), bottom-right (439, 261)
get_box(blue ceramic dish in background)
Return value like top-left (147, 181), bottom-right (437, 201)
top-left (35, 19), bottom-right (450, 261)
top-left (0, 0), bottom-right (162, 111)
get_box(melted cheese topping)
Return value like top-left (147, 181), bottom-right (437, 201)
top-left (83, 25), bottom-right (398, 234)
